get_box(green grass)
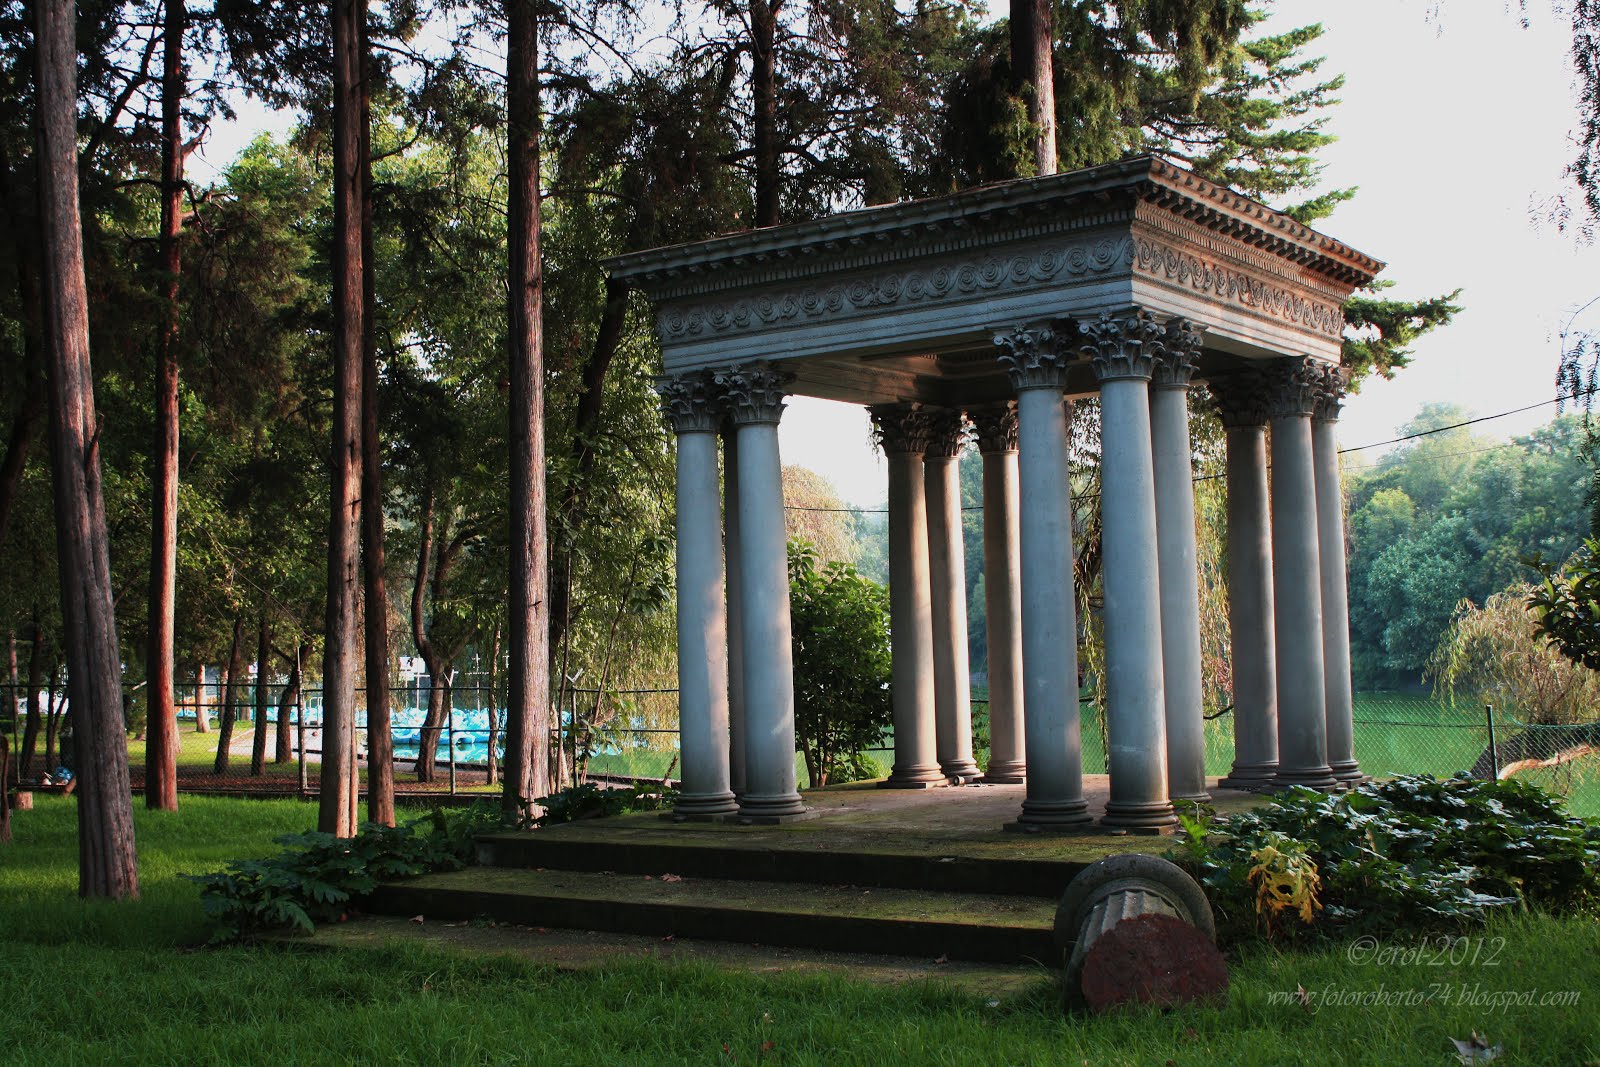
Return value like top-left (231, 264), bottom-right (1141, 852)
top-left (3, 797), bottom-right (1600, 1065)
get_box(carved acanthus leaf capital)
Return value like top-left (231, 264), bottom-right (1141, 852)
top-left (1207, 369), bottom-right (1275, 429)
top-left (1079, 309), bottom-right (1166, 383)
top-left (714, 362), bottom-right (793, 426)
top-left (1313, 363), bottom-right (1349, 422)
top-left (1264, 356), bottom-right (1324, 419)
top-left (870, 403), bottom-right (937, 455)
top-left (655, 372), bottom-right (722, 434)
top-left (922, 408), bottom-right (968, 459)
top-left (968, 402), bottom-right (1019, 453)
top-left (993, 322), bottom-right (1073, 392)
top-left (1152, 317), bottom-right (1204, 388)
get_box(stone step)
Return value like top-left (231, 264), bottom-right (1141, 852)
top-left (475, 829), bottom-right (1089, 897)
top-left (369, 867), bottom-right (1061, 966)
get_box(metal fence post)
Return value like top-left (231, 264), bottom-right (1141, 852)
top-left (1485, 703), bottom-right (1500, 781)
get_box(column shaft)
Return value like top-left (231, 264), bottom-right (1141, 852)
top-left (1269, 403), bottom-right (1336, 790)
top-left (722, 427), bottom-right (746, 796)
top-left (979, 440), bottom-right (1024, 783)
top-left (925, 426), bottom-right (979, 782)
top-left (1221, 425), bottom-right (1278, 787)
top-left (671, 430), bottom-right (737, 815)
top-left (1150, 382), bottom-right (1209, 803)
top-left (882, 440), bottom-right (943, 786)
top-left (1313, 414), bottom-right (1362, 785)
top-left (1013, 387), bottom-right (1088, 824)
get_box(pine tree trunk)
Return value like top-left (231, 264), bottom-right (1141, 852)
top-left (19, 622), bottom-right (42, 779)
top-left (275, 651), bottom-right (301, 764)
top-left (145, 0), bottom-right (184, 813)
top-left (44, 667), bottom-right (62, 770)
top-left (35, 0), bottom-right (139, 897)
top-left (250, 616), bottom-right (269, 775)
top-left (750, 0), bottom-right (780, 226)
top-left (415, 671), bottom-right (445, 783)
top-left (485, 621), bottom-right (501, 787)
top-left (504, 0), bottom-right (551, 819)
top-left (1010, 0), bottom-right (1056, 177)
top-left (320, 0), bottom-right (366, 837)
top-left (213, 617), bottom-right (243, 774)
top-left (193, 665), bottom-right (209, 732)
top-left (358, 28), bottom-right (393, 827)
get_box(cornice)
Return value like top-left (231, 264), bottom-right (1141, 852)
top-left (605, 155), bottom-right (1383, 302)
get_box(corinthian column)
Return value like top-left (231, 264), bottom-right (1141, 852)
top-left (924, 408), bottom-right (979, 782)
top-left (722, 422), bottom-right (746, 796)
top-left (656, 373), bottom-right (738, 817)
top-left (1265, 357), bottom-right (1336, 791)
top-left (1313, 367), bottom-right (1363, 787)
top-left (993, 324), bottom-right (1090, 828)
top-left (1209, 370), bottom-right (1278, 790)
top-left (870, 404), bottom-right (945, 787)
top-left (1080, 310), bottom-right (1174, 830)
top-left (715, 363), bottom-right (807, 819)
top-left (1150, 319), bottom-right (1210, 804)
top-left (970, 403), bottom-right (1024, 784)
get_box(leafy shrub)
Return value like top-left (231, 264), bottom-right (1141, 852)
top-left (535, 782), bottom-right (676, 825)
top-left (186, 802), bottom-right (514, 942)
top-left (1176, 773), bottom-right (1600, 942)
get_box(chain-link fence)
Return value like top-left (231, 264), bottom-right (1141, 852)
top-left (2, 681), bottom-right (1596, 816)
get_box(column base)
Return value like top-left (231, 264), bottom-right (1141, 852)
top-left (1005, 797), bottom-right (1093, 832)
top-left (939, 758), bottom-right (981, 783)
top-left (980, 760), bottom-right (1026, 784)
top-left (1271, 765), bottom-right (1338, 792)
top-left (736, 792), bottom-right (808, 820)
top-left (1218, 762), bottom-right (1279, 792)
top-left (1170, 790), bottom-right (1213, 805)
top-left (1101, 799), bottom-right (1178, 831)
top-left (672, 791), bottom-right (740, 819)
top-left (1330, 760), bottom-right (1364, 786)
top-left (883, 763), bottom-right (947, 789)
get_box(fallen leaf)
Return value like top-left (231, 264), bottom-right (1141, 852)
top-left (409, 915), bottom-right (425, 925)
top-left (535, 927), bottom-right (550, 934)
top-left (1450, 1032), bottom-right (1503, 1065)
top-left (661, 873), bottom-right (684, 883)
top-left (933, 955), bottom-right (949, 965)
top-left (1294, 984), bottom-right (1313, 1012)
top-left (662, 934), bottom-right (675, 942)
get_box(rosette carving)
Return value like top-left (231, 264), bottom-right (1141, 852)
top-left (1207, 368), bottom-right (1274, 429)
top-left (1079, 309), bottom-right (1166, 383)
top-left (870, 404), bottom-right (937, 455)
top-left (1152, 317), bottom-right (1204, 388)
top-left (969, 402), bottom-right (1019, 454)
top-left (993, 323), bottom-right (1072, 391)
top-left (922, 408), bottom-right (968, 459)
top-left (654, 372), bottom-right (722, 434)
top-left (714, 362), bottom-right (793, 426)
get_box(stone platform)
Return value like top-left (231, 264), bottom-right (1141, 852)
top-left (367, 777), bottom-right (1256, 967)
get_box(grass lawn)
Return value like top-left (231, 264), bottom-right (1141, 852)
top-left (2, 796), bottom-right (1598, 1065)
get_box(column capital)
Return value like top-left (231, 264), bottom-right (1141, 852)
top-left (969, 401), bottom-right (1020, 454)
top-left (1152, 318), bottom-right (1204, 389)
top-left (1313, 363), bottom-right (1349, 422)
top-left (715, 362), bottom-right (793, 426)
top-left (1207, 368), bottom-right (1274, 429)
top-left (870, 403), bottom-right (936, 455)
top-left (1264, 355), bottom-right (1324, 419)
top-left (655, 371), bottom-right (722, 434)
top-left (922, 408), bottom-right (968, 459)
top-left (1080, 309), bottom-right (1165, 383)
top-left (993, 322), bottom-right (1073, 391)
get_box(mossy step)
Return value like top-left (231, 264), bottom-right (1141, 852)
top-left (369, 867), bottom-right (1061, 966)
top-left (476, 830), bottom-right (1091, 897)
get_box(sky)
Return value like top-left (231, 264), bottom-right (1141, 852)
top-left (779, 0), bottom-right (1600, 505)
top-left (199, 1), bottom-right (1600, 508)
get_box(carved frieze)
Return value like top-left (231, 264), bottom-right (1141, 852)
top-left (1207, 369), bottom-right (1275, 429)
top-left (923, 408), bottom-right (968, 459)
top-left (1152, 317), bottom-right (1204, 388)
top-left (969, 402), bottom-right (1020, 453)
top-left (870, 404), bottom-right (937, 455)
top-left (715, 363), bottom-right (793, 426)
top-left (655, 372), bottom-right (722, 434)
top-left (658, 237), bottom-right (1133, 342)
top-left (1132, 238), bottom-right (1346, 339)
top-left (1079, 310), bottom-right (1166, 383)
top-left (993, 322), bottom-right (1074, 391)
